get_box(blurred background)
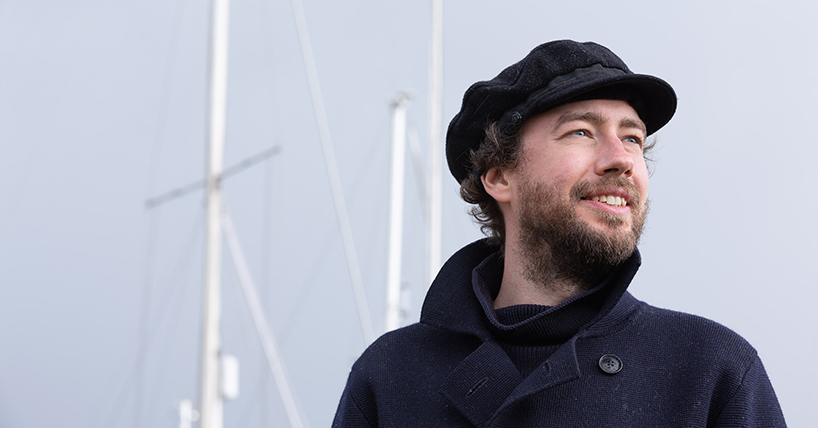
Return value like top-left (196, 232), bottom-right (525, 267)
top-left (0, 0), bottom-right (815, 427)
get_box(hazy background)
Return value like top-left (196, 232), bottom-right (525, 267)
top-left (0, 0), bottom-right (815, 427)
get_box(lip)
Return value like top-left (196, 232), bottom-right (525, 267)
top-left (580, 198), bottom-right (631, 215)
top-left (578, 187), bottom-right (635, 215)
top-left (581, 188), bottom-right (633, 205)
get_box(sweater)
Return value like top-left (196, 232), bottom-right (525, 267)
top-left (333, 239), bottom-right (786, 427)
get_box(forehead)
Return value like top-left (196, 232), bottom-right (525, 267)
top-left (523, 99), bottom-right (646, 134)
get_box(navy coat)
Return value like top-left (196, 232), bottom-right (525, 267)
top-left (333, 240), bottom-right (785, 427)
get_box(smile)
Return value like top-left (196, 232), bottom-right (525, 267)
top-left (589, 195), bottom-right (627, 207)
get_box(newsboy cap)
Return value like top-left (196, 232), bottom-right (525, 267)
top-left (446, 40), bottom-right (677, 183)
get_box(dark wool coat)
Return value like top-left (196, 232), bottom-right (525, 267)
top-left (333, 240), bottom-right (785, 427)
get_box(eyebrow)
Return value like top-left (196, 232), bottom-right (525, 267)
top-left (620, 117), bottom-right (647, 135)
top-left (555, 111), bottom-right (647, 135)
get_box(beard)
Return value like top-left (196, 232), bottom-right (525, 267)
top-left (516, 176), bottom-right (648, 291)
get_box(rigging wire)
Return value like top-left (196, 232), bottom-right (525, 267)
top-left (407, 124), bottom-right (428, 220)
top-left (257, 152), bottom-right (275, 426)
top-left (133, 207), bottom-right (160, 428)
top-left (102, 211), bottom-right (203, 428)
top-left (101, 0), bottom-right (190, 427)
top-left (289, 0), bottom-right (374, 344)
top-left (225, 232), bottom-right (267, 428)
top-left (278, 219), bottom-right (338, 346)
top-left (143, 217), bottom-right (206, 423)
top-left (221, 203), bottom-right (310, 428)
top-left (279, 117), bottom-right (389, 345)
top-left (144, 145), bottom-right (282, 209)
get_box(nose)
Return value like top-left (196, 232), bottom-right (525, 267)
top-left (595, 134), bottom-right (634, 177)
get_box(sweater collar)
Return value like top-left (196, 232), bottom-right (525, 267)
top-left (473, 252), bottom-right (618, 345)
top-left (420, 239), bottom-right (642, 341)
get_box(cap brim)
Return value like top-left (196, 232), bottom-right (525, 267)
top-left (514, 72), bottom-right (677, 136)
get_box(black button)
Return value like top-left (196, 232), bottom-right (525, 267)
top-left (598, 354), bottom-right (622, 374)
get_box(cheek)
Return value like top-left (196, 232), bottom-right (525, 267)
top-left (519, 143), bottom-right (598, 190)
top-left (552, 156), bottom-right (596, 188)
top-left (518, 147), bottom-right (565, 182)
top-left (632, 157), bottom-right (650, 196)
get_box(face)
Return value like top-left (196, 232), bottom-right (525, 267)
top-left (504, 99), bottom-right (650, 284)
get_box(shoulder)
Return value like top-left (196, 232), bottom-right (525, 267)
top-left (624, 301), bottom-right (759, 374)
top-left (593, 293), bottom-right (756, 357)
top-left (631, 304), bottom-right (785, 425)
top-left (641, 303), bottom-right (754, 348)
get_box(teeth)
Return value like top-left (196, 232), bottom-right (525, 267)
top-left (590, 195), bottom-right (627, 207)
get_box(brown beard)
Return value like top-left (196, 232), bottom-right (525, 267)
top-left (516, 176), bottom-right (648, 291)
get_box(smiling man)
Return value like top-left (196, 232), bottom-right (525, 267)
top-left (333, 40), bottom-right (785, 427)
top-left (484, 99), bottom-right (650, 309)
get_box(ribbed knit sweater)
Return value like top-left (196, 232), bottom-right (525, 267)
top-left (333, 240), bottom-right (786, 427)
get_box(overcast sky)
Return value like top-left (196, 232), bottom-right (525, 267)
top-left (0, 1), bottom-right (816, 427)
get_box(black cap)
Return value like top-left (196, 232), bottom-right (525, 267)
top-left (446, 40), bottom-right (677, 183)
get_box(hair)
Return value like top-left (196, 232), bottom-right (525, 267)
top-left (459, 122), bottom-right (524, 249)
top-left (458, 120), bottom-right (657, 250)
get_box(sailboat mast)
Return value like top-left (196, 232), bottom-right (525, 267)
top-left (426, 0), bottom-right (443, 287)
top-left (385, 93), bottom-right (412, 332)
top-left (199, 0), bottom-right (230, 427)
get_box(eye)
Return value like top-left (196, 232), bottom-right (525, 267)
top-left (570, 129), bottom-right (590, 137)
top-left (622, 135), bottom-right (644, 148)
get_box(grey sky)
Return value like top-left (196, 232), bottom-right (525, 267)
top-left (0, 1), bottom-right (815, 427)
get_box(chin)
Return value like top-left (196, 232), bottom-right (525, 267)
top-left (579, 213), bottom-right (631, 231)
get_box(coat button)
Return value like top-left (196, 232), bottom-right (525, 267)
top-left (598, 354), bottom-right (622, 374)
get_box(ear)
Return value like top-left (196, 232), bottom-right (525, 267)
top-left (481, 167), bottom-right (513, 204)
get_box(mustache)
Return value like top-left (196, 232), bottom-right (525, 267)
top-left (570, 177), bottom-right (641, 206)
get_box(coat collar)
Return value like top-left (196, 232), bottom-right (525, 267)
top-left (420, 239), bottom-right (498, 341)
top-left (420, 238), bottom-right (643, 342)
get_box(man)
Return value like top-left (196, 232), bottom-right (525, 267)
top-left (333, 40), bottom-right (785, 427)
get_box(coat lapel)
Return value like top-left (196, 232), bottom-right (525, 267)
top-left (440, 337), bottom-right (583, 427)
top-left (439, 341), bottom-right (523, 426)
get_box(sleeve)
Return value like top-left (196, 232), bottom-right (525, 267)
top-left (713, 355), bottom-right (786, 427)
top-left (332, 370), bottom-right (377, 428)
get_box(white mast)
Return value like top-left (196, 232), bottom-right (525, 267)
top-left (426, 0), bottom-right (443, 287)
top-left (385, 92), bottom-right (412, 332)
top-left (199, 0), bottom-right (230, 427)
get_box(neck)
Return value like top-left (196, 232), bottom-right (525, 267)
top-left (494, 240), bottom-right (611, 310)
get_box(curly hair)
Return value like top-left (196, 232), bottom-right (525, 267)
top-left (459, 122), bottom-right (524, 249)
top-left (459, 121), bottom-right (657, 250)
